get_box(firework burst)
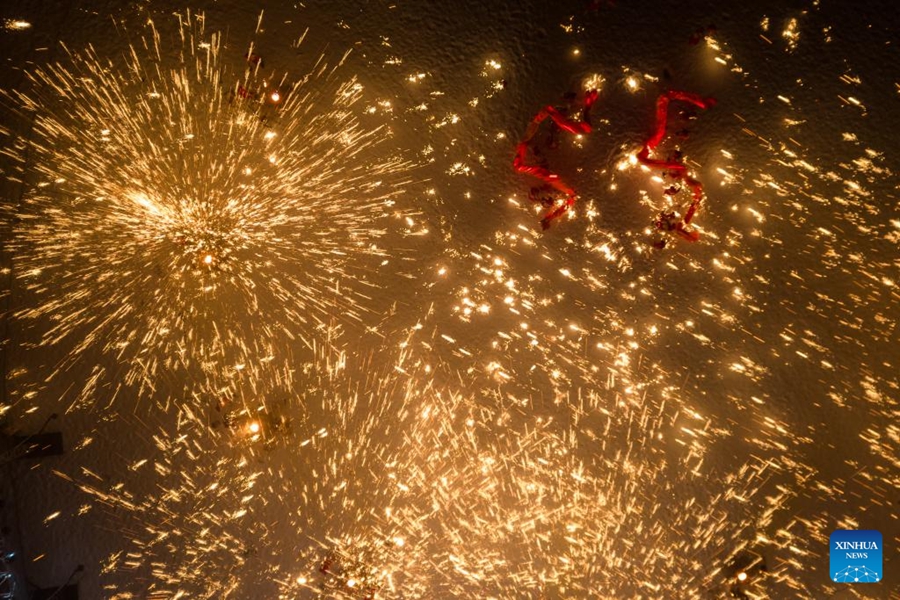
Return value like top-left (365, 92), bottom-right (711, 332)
top-left (4, 12), bottom-right (417, 408)
top-left (47, 310), bottom-right (814, 599)
top-left (54, 323), bottom-right (443, 599)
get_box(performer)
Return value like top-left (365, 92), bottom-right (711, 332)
top-left (513, 89), bottom-right (599, 229)
top-left (638, 90), bottom-right (715, 243)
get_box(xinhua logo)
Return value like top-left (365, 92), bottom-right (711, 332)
top-left (830, 530), bottom-right (882, 583)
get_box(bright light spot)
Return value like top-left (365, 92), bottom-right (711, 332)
top-left (129, 192), bottom-right (160, 215)
top-left (203, 254), bottom-right (213, 265)
top-left (737, 572), bottom-right (748, 582)
top-left (247, 421), bottom-right (261, 434)
top-left (4, 20), bottom-right (31, 30)
top-left (270, 91), bottom-right (281, 103)
top-left (783, 17), bottom-right (800, 51)
top-left (583, 73), bottom-right (605, 91)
